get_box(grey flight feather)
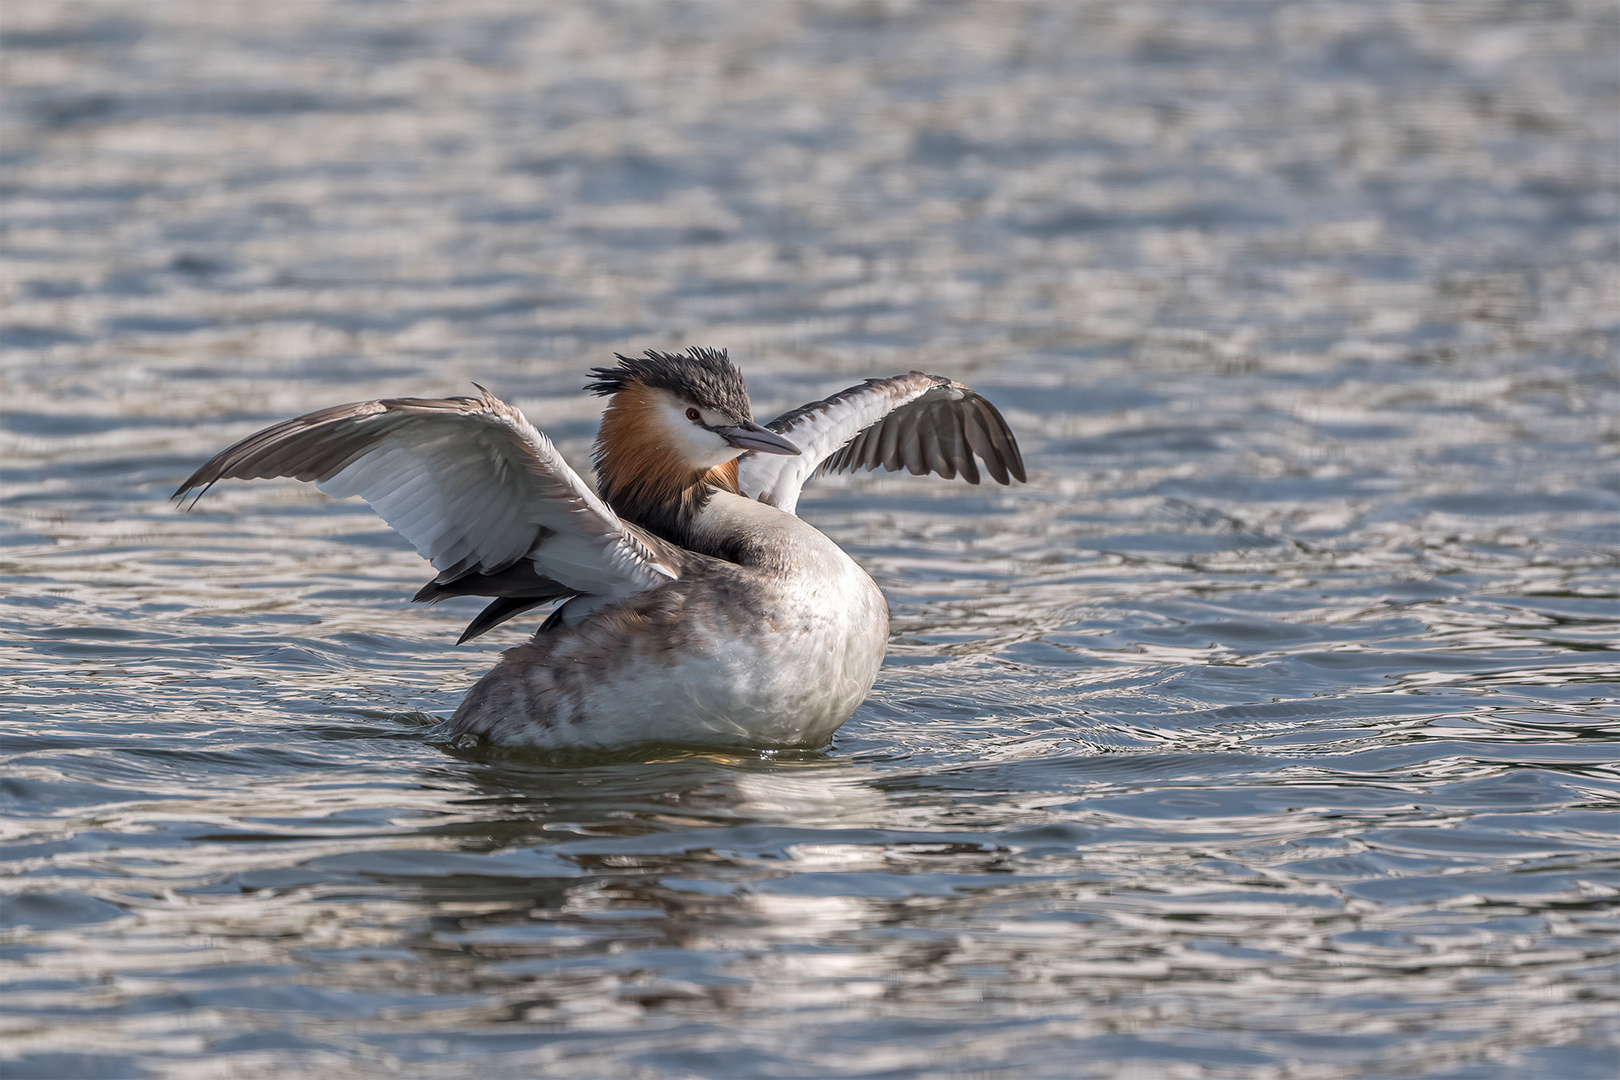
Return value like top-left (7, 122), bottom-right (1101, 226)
top-left (173, 387), bottom-right (681, 627)
top-left (736, 372), bottom-right (1026, 515)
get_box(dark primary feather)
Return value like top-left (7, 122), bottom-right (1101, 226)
top-left (816, 384), bottom-right (1025, 485)
top-left (413, 562), bottom-right (576, 642)
top-left (586, 347), bottom-right (754, 419)
top-left (456, 596), bottom-right (557, 644)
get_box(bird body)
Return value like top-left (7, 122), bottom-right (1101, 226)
top-left (450, 492), bottom-right (888, 749)
top-left (175, 348), bottom-right (1023, 751)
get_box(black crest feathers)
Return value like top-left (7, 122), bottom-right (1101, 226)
top-left (586, 347), bottom-right (754, 420)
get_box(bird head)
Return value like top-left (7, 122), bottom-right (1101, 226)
top-left (588, 347), bottom-right (799, 472)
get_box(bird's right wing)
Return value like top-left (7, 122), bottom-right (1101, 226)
top-left (737, 372), bottom-right (1025, 515)
top-left (174, 387), bottom-right (678, 603)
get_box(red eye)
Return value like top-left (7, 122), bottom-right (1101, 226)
top-left (686, 407), bottom-right (701, 422)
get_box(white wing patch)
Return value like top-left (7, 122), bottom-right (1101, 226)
top-left (175, 387), bottom-right (677, 601)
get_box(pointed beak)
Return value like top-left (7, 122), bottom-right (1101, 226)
top-left (718, 422), bottom-right (800, 456)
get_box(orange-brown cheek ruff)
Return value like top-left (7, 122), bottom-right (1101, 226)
top-left (593, 383), bottom-right (742, 543)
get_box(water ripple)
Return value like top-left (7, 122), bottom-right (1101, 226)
top-left (4, 2), bottom-right (1618, 1078)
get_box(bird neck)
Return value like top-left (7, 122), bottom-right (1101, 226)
top-left (593, 383), bottom-right (741, 545)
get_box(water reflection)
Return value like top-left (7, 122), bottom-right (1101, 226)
top-left (5, 1), bottom-right (1619, 1077)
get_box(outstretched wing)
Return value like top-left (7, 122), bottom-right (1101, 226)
top-left (737, 372), bottom-right (1025, 515)
top-left (174, 387), bottom-right (679, 621)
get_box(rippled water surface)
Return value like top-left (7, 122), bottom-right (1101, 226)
top-left (3, 3), bottom-right (1618, 1077)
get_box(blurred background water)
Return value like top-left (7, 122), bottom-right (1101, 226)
top-left (2, 2), bottom-right (1617, 1077)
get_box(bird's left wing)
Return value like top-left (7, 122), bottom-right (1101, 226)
top-left (737, 372), bottom-right (1025, 515)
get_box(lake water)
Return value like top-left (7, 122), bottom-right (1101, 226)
top-left (2, 3), bottom-right (1617, 1077)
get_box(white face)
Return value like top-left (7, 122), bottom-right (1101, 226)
top-left (651, 392), bottom-right (742, 470)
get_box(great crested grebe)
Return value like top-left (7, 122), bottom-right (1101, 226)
top-left (175, 348), bottom-right (1025, 750)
